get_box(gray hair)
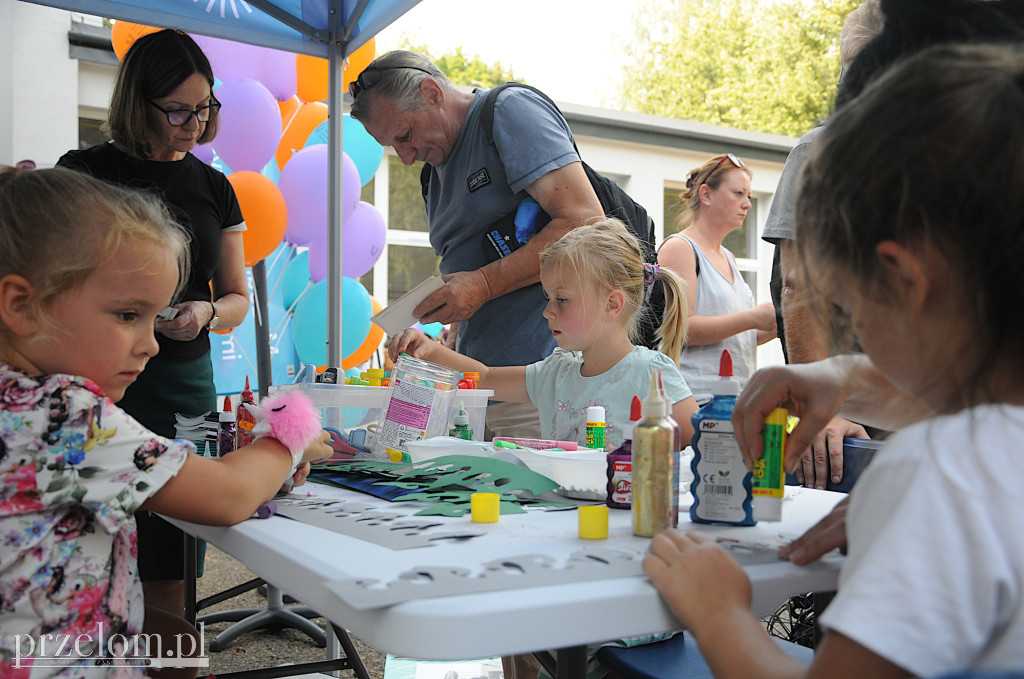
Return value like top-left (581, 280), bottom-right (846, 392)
top-left (840, 1), bottom-right (885, 65)
top-left (349, 50), bottom-right (453, 122)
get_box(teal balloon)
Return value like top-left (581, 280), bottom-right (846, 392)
top-left (281, 250), bottom-right (310, 309)
top-left (291, 277), bottom-right (372, 366)
top-left (306, 115), bottom-right (383, 187)
top-left (261, 156), bottom-right (280, 184)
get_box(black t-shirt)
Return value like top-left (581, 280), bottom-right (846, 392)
top-left (58, 142), bottom-right (244, 361)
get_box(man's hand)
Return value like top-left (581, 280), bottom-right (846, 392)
top-left (414, 270), bottom-right (492, 325)
top-left (795, 417), bottom-right (869, 489)
top-left (778, 496), bottom-right (849, 565)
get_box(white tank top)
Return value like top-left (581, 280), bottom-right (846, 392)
top-left (668, 233), bottom-right (757, 404)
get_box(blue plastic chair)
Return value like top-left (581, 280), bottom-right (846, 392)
top-left (596, 632), bottom-right (813, 679)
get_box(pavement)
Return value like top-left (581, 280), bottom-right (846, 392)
top-left (197, 545), bottom-right (387, 678)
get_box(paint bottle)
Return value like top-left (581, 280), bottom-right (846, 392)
top-left (218, 395), bottom-right (237, 458)
top-left (632, 370), bottom-right (679, 537)
top-left (752, 407), bottom-right (788, 522)
top-left (606, 395), bottom-right (641, 509)
top-left (586, 405), bottom-right (606, 450)
top-left (690, 350), bottom-right (755, 525)
top-left (448, 401), bottom-right (474, 440)
top-left (235, 376), bottom-right (258, 449)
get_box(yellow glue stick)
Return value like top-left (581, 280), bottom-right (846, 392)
top-left (752, 407), bottom-right (787, 522)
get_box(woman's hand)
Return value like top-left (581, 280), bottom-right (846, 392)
top-left (155, 300), bottom-right (214, 342)
top-left (388, 328), bottom-right (436, 362)
top-left (748, 301), bottom-right (778, 333)
top-left (643, 531), bottom-right (751, 632)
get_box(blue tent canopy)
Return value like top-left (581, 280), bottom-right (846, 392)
top-left (21, 0), bottom-right (419, 58)
top-left (20, 0), bottom-right (423, 387)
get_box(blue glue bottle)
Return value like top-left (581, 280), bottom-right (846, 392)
top-left (689, 350), bottom-right (755, 525)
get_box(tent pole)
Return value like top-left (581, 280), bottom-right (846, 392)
top-left (326, 0), bottom-right (347, 368)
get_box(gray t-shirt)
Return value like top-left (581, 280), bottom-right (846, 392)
top-left (762, 125), bottom-right (824, 245)
top-left (423, 87), bottom-right (579, 366)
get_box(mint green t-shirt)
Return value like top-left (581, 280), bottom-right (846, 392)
top-left (525, 347), bottom-right (692, 448)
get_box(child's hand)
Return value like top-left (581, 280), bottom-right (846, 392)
top-left (285, 462), bottom-right (311, 491)
top-left (643, 531), bottom-right (751, 633)
top-left (389, 328), bottom-right (434, 362)
top-left (301, 430), bottom-right (333, 465)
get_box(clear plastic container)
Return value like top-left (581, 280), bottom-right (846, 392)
top-left (373, 354), bottom-right (460, 461)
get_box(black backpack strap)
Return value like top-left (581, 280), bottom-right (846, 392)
top-left (480, 82), bottom-right (582, 156)
top-left (420, 161), bottom-right (432, 200)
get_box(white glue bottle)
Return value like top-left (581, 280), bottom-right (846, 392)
top-left (689, 350), bottom-right (755, 526)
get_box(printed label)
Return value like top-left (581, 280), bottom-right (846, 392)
top-left (692, 426), bottom-right (751, 524)
top-left (376, 378), bottom-right (438, 455)
top-left (610, 460), bottom-right (632, 504)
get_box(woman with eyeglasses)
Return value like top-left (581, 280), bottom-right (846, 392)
top-left (57, 29), bottom-right (249, 620)
top-left (658, 154), bottom-right (777, 405)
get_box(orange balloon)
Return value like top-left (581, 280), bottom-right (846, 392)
top-left (342, 296), bottom-right (384, 370)
top-left (275, 101), bottom-right (328, 169)
top-left (296, 54), bottom-right (329, 103)
top-left (111, 21), bottom-right (161, 61)
top-left (342, 38), bottom-right (376, 90)
top-left (278, 95), bottom-right (300, 130)
top-left (227, 172), bottom-right (288, 266)
top-left (295, 38), bottom-right (375, 103)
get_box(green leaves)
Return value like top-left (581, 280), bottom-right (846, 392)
top-left (621, 0), bottom-right (861, 136)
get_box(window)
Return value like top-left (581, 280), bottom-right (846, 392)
top-left (662, 186), bottom-right (760, 291)
top-left (78, 117), bottom-right (108, 149)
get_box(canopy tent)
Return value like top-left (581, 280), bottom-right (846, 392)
top-left (20, 0), bottom-right (424, 390)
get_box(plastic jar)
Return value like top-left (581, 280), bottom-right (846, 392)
top-left (372, 354), bottom-right (460, 461)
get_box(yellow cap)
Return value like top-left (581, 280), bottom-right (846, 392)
top-left (471, 493), bottom-right (500, 523)
top-left (578, 505), bottom-right (609, 540)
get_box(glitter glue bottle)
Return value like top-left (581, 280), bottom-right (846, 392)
top-left (218, 396), bottom-right (237, 457)
top-left (448, 401), bottom-right (474, 440)
top-left (235, 376), bottom-right (258, 449)
top-left (690, 350), bottom-right (755, 525)
top-left (586, 405), bottom-right (606, 450)
top-left (632, 370), bottom-right (679, 537)
top-left (606, 395), bottom-right (641, 509)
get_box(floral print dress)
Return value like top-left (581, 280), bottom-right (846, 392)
top-left (0, 365), bottom-right (192, 678)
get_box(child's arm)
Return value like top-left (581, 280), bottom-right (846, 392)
top-left (140, 433), bottom-right (332, 525)
top-left (389, 328), bottom-right (530, 403)
top-left (672, 396), bottom-right (698, 446)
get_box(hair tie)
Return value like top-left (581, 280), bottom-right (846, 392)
top-left (685, 172), bottom-right (698, 190)
top-left (15, 160), bottom-right (35, 175)
top-left (643, 262), bottom-right (661, 304)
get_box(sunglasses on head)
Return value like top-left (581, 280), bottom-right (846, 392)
top-left (702, 153), bottom-right (744, 186)
top-left (349, 65), bottom-right (435, 99)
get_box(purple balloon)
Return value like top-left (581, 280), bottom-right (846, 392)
top-left (343, 201), bottom-right (386, 278)
top-left (192, 34), bottom-right (269, 83)
top-left (213, 78), bottom-right (281, 173)
top-left (192, 141), bottom-right (215, 166)
top-left (260, 49), bottom-right (297, 102)
top-left (307, 236), bottom-right (328, 283)
top-left (279, 145), bottom-right (361, 246)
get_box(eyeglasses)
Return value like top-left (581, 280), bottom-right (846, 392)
top-left (701, 153), bottom-right (744, 186)
top-left (349, 65), bottom-right (435, 99)
top-left (148, 100), bottom-right (221, 127)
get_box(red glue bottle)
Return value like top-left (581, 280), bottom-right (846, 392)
top-left (218, 395), bottom-right (237, 457)
top-left (606, 395), bottom-right (642, 509)
top-left (236, 376), bottom-right (258, 448)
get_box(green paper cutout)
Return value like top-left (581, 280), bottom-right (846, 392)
top-left (313, 455), bottom-right (569, 516)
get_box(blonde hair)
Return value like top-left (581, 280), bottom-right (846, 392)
top-left (540, 218), bottom-right (688, 360)
top-left (677, 154), bottom-right (753, 229)
top-left (0, 167), bottom-right (190, 338)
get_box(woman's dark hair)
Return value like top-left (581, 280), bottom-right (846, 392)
top-left (105, 30), bottom-right (219, 159)
top-left (837, 0), bottom-right (1024, 108)
top-left (798, 43), bottom-right (1024, 407)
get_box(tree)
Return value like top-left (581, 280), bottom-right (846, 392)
top-left (396, 40), bottom-right (524, 88)
top-left (621, 0), bottom-right (860, 136)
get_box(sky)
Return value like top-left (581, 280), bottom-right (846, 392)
top-left (373, 0), bottom-right (639, 108)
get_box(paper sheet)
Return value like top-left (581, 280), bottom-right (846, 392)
top-left (371, 276), bottom-right (445, 336)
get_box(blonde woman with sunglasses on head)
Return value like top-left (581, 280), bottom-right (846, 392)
top-left (658, 154), bottom-right (777, 405)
